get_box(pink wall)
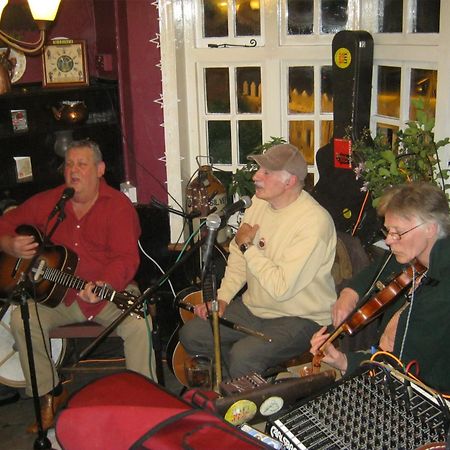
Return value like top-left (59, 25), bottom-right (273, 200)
top-left (119, 0), bottom-right (166, 204)
top-left (4, 0), bottom-right (167, 204)
top-left (7, 0), bottom-right (98, 83)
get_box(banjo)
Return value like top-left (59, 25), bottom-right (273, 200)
top-left (0, 303), bottom-right (66, 388)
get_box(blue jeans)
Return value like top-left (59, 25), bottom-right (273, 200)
top-left (179, 297), bottom-right (320, 379)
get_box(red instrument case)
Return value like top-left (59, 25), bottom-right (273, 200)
top-left (56, 371), bottom-right (270, 450)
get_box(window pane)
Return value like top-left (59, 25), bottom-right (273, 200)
top-left (321, 0), bottom-right (348, 34)
top-left (205, 68), bottom-right (230, 113)
top-left (208, 121), bottom-right (232, 163)
top-left (203, 0), bottom-right (228, 37)
top-left (288, 66), bottom-right (314, 114)
top-left (236, 67), bottom-right (262, 113)
top-left (287, 0), bottom-right (313, 35)
top-left (321, 66), bottom-right (333, 113)
top-left (377, 66), bottom-right (401, 118)
top-left (236, 0), bottom-right (261, 36)
top-left (320, 120), bottom-right (333, 147)
top-left (378, 0), bottom-right (403, 33)
top-left (376, 122), bottom-right (399, 150)
top-left (413, 0), bottom-right (440, 33)
top-left (410, 68), bottom-right (437, 120)
top-left (238, 120), bottom-right (262, 163)
top-left (289, 120), bottom-right (314, 164)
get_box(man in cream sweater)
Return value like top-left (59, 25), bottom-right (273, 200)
top-left (180, 144), bottom-right (337, 378)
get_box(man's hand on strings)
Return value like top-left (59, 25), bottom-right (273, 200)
top-left (310, 326), bottom-right (348, 372)
top-left (194, 299), bottom-right (227, 320)
top-left (78, 281), bottom-right (105, 304)
top-left (332, 287), bottom-right (359, 327)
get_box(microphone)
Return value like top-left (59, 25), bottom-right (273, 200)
top-left (202, 213), bottom-right (221, 276)
top-left (217, 196), bottom-right (252, 227)
top-left (48, 187), bottom-right (75, 220)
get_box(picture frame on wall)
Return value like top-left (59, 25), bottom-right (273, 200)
top-left (11, 109), bottom-right (28, 132)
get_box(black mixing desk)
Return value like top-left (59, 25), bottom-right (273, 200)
top-left (266, 365), bottom-right (449, 450)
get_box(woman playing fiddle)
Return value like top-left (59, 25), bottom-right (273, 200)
top-left (310, 182), bottom-right (450, 393)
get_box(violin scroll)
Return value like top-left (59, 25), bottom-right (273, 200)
top-left (312, 351), bottom-right (324, 374)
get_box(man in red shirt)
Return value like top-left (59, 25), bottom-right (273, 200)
top-left (0, 139), bottom-right (155, 432)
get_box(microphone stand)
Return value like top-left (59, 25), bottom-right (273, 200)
top-left (78, 238), bottom-right (205, 361)
top-left (43, 208), bottom-right (67, 245)
top-left (201, 213), bottom-right (222, 389)
top-left (19, 285), bottom-right (54, 450)
top-left (207, 272), bottom-right (222, 390)
top-left (8, 207), bottom-right (69, 450)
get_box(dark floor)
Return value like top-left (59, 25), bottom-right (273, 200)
top-left (0, 338), bottom-right (184, 450)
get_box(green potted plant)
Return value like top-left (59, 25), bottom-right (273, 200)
top-left (229, 136), bottom-right (287, 198)
top-left (351, 100), bottom-right (449, 206)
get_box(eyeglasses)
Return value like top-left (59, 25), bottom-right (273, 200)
top-left (381, 223), bottom-right (425, 241)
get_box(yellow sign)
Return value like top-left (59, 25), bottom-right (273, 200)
top-left (335, 48), bottom-right (352, 69)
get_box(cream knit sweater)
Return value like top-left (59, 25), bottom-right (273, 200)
top-left (218, 191), bottom-right (336, 326)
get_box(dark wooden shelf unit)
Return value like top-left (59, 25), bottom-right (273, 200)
top-left (0, 79), bottom-right (124, 206)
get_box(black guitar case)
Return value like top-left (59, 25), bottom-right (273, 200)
top-left (311, 30), bottom-right (380, 247)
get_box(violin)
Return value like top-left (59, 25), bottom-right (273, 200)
top-left (312, 260), bottom-right (427, 373)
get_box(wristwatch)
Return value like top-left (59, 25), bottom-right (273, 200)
top-left (239, 242), bottom-right (251, 254)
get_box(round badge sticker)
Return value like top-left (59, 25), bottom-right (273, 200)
top-left (224, 399), bottom-right (257, 425)
top-left (260, 396), bottom-right (284, 416)
top-left (334, 47), bottom-right (351, 69)
top-left (342, 208), bottom-right (352, 219)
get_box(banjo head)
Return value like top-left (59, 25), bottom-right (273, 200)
top-left (0, 304), bottom-right (66, 388)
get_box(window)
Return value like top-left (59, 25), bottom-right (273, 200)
top-left (367, 0), bottom-right (441, 150)
top-left (377, 66), bottom-right (401, 118)
top-left (287, 65), bottom-right (333, 167)
top-left (286, 0), bottom-right (350, 35)
top-left (160, 0), bottom-right (449, 241)
top-left (202, 65), bottom-right (262, 166)
top-left (378, 0), bottom-right (440, 34)
top-left (200, 0), bottom-right (263, 45)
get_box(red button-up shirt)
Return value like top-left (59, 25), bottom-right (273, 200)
top-left (0, 180), bottom-right (141, 318)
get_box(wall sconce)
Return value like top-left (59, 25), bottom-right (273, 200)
top-left (0, 0), bottom-right (62, 54)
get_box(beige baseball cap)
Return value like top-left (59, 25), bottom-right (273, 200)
top-left (248, 144), bottom-right (307, 182)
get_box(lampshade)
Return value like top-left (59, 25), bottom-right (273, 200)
top-left (0, 0), bottom-right (8, 21)
top-left (27, 0), bottom-right (62, 22)
top-left (0, 0), bottom-right (62, 54)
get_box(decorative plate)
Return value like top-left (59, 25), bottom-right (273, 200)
top-left (0, 47), bottom-right (26, 83)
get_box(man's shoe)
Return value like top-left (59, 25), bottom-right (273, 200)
top-left (0, 385), bottom-right (20, 406)
top-left (26, 387), bottom-right (69, 433)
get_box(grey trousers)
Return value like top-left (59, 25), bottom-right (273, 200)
top-left (10, 300), bottom-right (156, 396)
top-left (179, 297), bottom-right (320, 379)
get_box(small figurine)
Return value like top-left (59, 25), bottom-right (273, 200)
top-left (0, 47), bottom-right (13, 94)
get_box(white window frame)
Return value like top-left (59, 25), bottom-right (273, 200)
top-left (194, 0), bottom-right (267, 48)
top-left (159, 0), bottom-right (450, 241)
top-left (198, 62), bottom-right (264, 171)
top-left (282, 60), bottom-right (334, 180)
top-left (280, 0), bottom-right (360, 46)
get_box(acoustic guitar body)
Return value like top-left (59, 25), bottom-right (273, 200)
top-left (0, 225), bottom-right (78, 307)
top-left (166, 286), bottom-right (203, 387)
top-left (166, 329), bottom-right (190, 387)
